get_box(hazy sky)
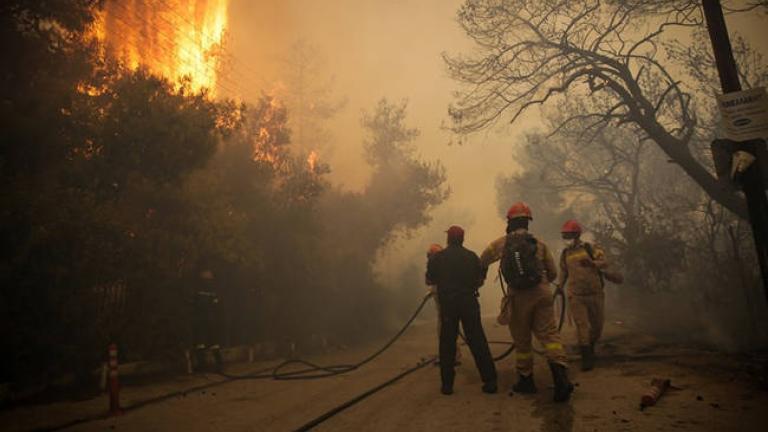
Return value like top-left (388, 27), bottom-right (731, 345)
top-left (225, 1), bottom-right (768, 306)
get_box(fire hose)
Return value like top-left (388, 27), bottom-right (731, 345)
top-left (35, 287), bottom-right (564, 431)
top-left (295, 285), bottom-right (566, 431)
top-left (34, 296), bottom-right (434, 432)
top-left (221, 283), bottom-right (564, 382)
top-left (215, 293), bottom-right (434, 381)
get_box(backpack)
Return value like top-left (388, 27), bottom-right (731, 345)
top-left (500, 233), bottom-right (542, 289)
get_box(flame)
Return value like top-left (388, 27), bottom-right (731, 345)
top-left (307, 150), bottom-right (319, 172)
top-left (252, 148), bottom-right (280, 165)
top-left (93, 0), bottom-right (229, 96)
top-left (250, 123), bottom-right (283, 167)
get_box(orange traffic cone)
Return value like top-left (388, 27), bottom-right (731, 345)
top-left (108, 343), bottom-right (123, 416)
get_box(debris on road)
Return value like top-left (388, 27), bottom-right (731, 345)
top-left (640, 378), bottom-right (672, 410)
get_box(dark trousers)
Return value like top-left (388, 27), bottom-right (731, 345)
top-left (438, 293), bottom-right (497, 388)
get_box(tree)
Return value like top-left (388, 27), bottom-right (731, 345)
top-left (279, 40), bottom-right (347, 158)
top-left (444, 0), bottom-right (760, 218)
top-left (0, 1), bottom-right (248, 383)
top-left (361, 99), bottom-right (450, 242)
top-left (314, 99), bottom-right (449, 339)
top-left (497, 101), bottom-right (766, 343)
top-left (501, 100), bottom-right (692, 289)
top-left (0, 3), bottom-right (451, 387)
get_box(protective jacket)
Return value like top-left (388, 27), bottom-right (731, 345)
top-left (479, 229), bottom-right (567, 375)
top-left (426, 243), bottom-right (496, 390)
top-left (426, 244), bottom-right (484, 299)
top-left (558, 242), bottom-right (607, 296)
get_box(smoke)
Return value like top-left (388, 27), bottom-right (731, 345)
top-left (224, 2), bottom-right (768, 342)
top-left (4, 0), bottom-right (768, 388)
top-left (222, 0), bottom-right (537, 316)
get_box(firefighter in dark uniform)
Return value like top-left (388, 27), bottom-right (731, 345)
top-left (426, 225), bottom-right (497, 395)
top-left (193, 270), bottom-right (223, 372)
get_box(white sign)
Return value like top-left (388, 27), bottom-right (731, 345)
top-left (717, 87), bottom-right (768, 142)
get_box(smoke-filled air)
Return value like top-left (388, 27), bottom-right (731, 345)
top-left (2, 1), bottom-right (768, 431)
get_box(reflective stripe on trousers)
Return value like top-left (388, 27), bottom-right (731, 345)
top-left (508, 285), bottom-right (568, 376)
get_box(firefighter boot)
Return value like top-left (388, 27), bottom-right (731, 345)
top-left (580, 345), bottom-right (594, 371)
top-left (511, 374), bottom-right (537, 395)
top-left (482, 381), bottom-right (498, 394)
top-left (440, 364), bottom-right (455, 395)
top-left (441, 371), bottom-right (454, 395)
top-left (549, 362), bottom-right (574, 403)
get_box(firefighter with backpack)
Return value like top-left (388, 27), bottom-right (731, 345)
top-left (480, 202), bottom-right (573, 402)
top-left (557, 219), bottom-right (622, 371)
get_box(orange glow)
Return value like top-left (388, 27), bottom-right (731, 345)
top-left (252, 148), bottom-right (280, 166)
top-left (93, 0), bottom-right (229, 96)
top-left (307, 150), bottom-right (319, 172)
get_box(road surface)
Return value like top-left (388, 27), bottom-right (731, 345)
top-left (2, 311), bottom-right (767, 431)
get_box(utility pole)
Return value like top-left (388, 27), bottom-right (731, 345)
top-left (702, 0), bottom-right (768, 302)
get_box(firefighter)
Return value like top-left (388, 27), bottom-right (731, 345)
top-left (557, 219), bottom-right (608, 371)
top-left (426, 226), bottom-right (497, 395)
top-left (426, 243), bottom-right (461, 365)
top-left (480, 202), bottom-right (573, 402)
top-left (192, 270), bottom-right (223, 372)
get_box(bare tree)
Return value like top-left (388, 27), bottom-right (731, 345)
top-left (505, 98), bottom-right (692, 290)
top-left (666, 28), bottom-right (768, 145)
top-left (444, 0), bottom-right (758, 218)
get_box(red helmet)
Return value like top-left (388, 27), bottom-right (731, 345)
top-left (445, 225), bottom-right (465, 244)
top-left (427, 243), bottom-right (443, 257)
top-left (506, 202), bottom-right (532, 220)
top-left (561, 219), bottom-right (583, 234)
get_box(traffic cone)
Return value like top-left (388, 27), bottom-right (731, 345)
top-left (108, 343), bottom-right (123, 416)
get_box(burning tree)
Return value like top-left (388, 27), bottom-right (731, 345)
top-left (0, 1), bottom-right (451, 388)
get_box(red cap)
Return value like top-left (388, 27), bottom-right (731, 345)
top-left (446, 225), bottom-right (465, 243)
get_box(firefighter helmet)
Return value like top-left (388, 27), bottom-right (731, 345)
top-left (561, 219), bottom-right (583, 234)
top-left (506, 202), bottom-right (533, 220)
top-left (427, 243), bottom-right (443, 257)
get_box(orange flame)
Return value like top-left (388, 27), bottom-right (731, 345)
top-left (93, 0), bottom-right (229, 96)
top-left (307, 150), bottom-right (319, 172)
